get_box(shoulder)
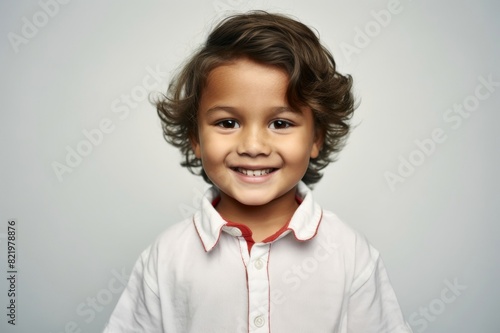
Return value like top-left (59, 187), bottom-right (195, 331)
top-left (131, 217), bottom-right (201, 287)
top-left (135, 217), bottom-right (202, 269)
top-left (319, 210), bottom-right (375, 249)
top-left (146, 217), bottom-right (203, 255)
top-left (316, 209), bottom-right (381, 280)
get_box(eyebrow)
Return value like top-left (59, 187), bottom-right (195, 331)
top-left (204, 106), bottom-right (301, 116)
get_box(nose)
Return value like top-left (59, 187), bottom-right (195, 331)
top-left (236, 125), bottom-right (271, 157)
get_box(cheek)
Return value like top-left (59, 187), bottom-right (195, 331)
top-left (280, 140), bottom-right (313, 166)
top-left (198, 138), bottom-right (228, 167)
top-left (288, 131), bottom-right (316, 156)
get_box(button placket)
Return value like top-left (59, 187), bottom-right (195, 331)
top-left (247, 244), bottom-right (271, 332)
top-left (254, 314), bottom-right (265, 328)
top-left (254, 258), bottom-right (264, 270)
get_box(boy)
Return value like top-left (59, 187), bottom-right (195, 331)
top-left (104, 11), bottom-right (412, 332)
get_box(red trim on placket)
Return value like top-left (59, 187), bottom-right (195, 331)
top-left (235, 235), bottom-right (251, 333)
top-left (267, 244), bottom-right (272, 332)
top-left (226, 222), bottom-right (255, 254)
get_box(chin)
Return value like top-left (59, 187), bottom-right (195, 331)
top-left (232, 194), bottom-right (272, 207)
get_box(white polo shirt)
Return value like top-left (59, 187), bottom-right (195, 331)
top-left (104, 182), bottom-right (413, 332)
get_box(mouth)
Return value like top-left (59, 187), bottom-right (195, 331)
top-left (232, 167), bottom-right (277, 177)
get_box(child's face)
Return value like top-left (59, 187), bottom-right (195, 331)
top-left (192, 58), bottom-right (322, 207)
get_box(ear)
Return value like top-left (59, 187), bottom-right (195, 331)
top-left (310, 127), bottom-right (324, 159)
top-left (189, 133), bottom-right (202, 159)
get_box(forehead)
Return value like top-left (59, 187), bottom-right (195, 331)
top-left (200, 58), bottom-right (290, 108)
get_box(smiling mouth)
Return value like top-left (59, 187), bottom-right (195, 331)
top-left (233, 167), bottom-right (276, 176)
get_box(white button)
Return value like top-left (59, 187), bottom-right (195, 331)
top-left (254, 315), bottom-right (265, 328)
top-left (254, 258), bottom-right (264, 270)
top-left (223, 227), bottom-right (241, 237)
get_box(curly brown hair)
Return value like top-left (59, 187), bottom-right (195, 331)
top-left (155, 11), bottom-right (355, 186)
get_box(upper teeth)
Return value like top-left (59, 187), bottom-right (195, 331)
top-left (237, 168), bottom-right (272, 176)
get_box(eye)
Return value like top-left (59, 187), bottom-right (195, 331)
top-left (269, 119), bottom-right (292, 129)
top-left (216, 119), bottom-right (240, 129)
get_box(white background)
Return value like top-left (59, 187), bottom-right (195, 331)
top-left (1, 0), bottom-right (499, 332)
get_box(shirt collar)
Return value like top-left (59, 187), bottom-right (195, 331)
top-left (193, 181), bottom-right (323, 252)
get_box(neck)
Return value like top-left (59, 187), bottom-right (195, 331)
top-left (215, 186), bottom-right (299, 242)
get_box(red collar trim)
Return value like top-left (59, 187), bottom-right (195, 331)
top-left (215, 195), bottom-right (302, 252)
top-left (225, 221), bottom-right (254, 253)
top-left (193, 182), bottom-right (321, 253)
top-left (262, 220), bottom-right (291, 243)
